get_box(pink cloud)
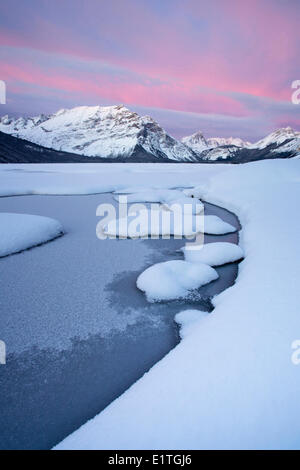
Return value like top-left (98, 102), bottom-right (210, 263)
top-left (1, 60), bottom-right (248, 118)
top-left (0, 0), bottom-right (299, 136)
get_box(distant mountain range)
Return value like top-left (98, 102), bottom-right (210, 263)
top-left (182, 127), bottom-right (300, 161)
top-left (0, 105), bottom-right (299, 163)
top-left (181, 131), bottom-right (251, 155)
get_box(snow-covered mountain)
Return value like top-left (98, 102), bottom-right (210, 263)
top-left (0, 105), bottom-right (198, 162)
top-left (207, 136), bottom-right (251, 148)
top-left (181, 131), bottom-right (208, 153)
top-left (197, 146), bottom-right (240, 161)
top-left (0, 105), bottom-right (299, 163)
top-left (182, 127), bottom-right (300, 161)
top-left (250, 127), bottom-right (300, 154)
top-left (182, 132), bottom-right (250, 152)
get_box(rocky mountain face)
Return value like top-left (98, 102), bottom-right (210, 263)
top-left (249, 127), bottom-right (300, 154)
top-left (207, 136), bottom-right (251, 148)
top-left (182, 127), bottom-right (300, 161)
top-left (181, 132), bottom-right (251, 153)
top-left (0, 105), bottom-right (198, 162)
top-left (181, 131), bottom-right (208, 154)
top-left (0, 105), bottom-right (299, 163)
top-left (0, 130), bottom-right (170, 164)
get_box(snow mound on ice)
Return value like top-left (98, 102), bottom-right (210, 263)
top-left (175, 309), bottom-right (208, 339)
top-left (136, 260), bottom-right (218, 301)
top-left (115, 189), bottom-right (204, 215)
top-left (182, 242), bottom-right (244, 266)
top-left (103, 209), bottom-right (234, 238)
top-left (163, 197), bottom-right (203, 215)
top-left (102, 208), bottom-right (199, 238)
top-left (0, 213), bottom-right (63, 257)
top-left (203, 215), bottom-right (236, 234)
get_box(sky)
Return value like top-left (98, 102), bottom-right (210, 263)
top-left (0, 0), bottom-right (299, 142)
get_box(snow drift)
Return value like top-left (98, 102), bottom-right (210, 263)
top-left (182, 242), bottom-right (244, 266)
top-left (0, 213), bottom-right (63, 257)
top-left (136, 260), bottom-right (219, 301)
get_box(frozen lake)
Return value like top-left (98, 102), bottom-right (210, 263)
top-left (0, 193), bottom-right (240, 449)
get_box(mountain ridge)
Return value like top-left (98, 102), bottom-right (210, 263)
top-left (0, 105), bottom-right (299, 163)
top-left (0, 105), bottom-right (198, 162)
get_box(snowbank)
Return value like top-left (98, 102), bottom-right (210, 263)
top-left (56, 158), bottom-right (300, 450)
top-left (175, 309), bottom-right (208, 339)
top-left (0, 163), bottom-right (229, 197)
top-left (0, 213), bottom-right (63, 257)
top-left (136, 260), bottom-right (218, 301)
top-left (182, 242), bottom-right (244, 266)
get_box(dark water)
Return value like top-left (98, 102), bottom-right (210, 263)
top-left (0, 194), bottom-right (241, 449)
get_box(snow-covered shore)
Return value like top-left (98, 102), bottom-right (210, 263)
top-left (0, 163), bottom-right (229, 197)
top-left (55, 158), bottom-right (300, 450)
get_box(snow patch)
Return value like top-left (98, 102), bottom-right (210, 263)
top-left (136, 260), bottom-right (219, 302)
top-left (202, 215), bottom-right (236, 235)
top-left (102, 209), bottom-right (235, 238)
top-left (114, 189), bottom-right (204, 215)
top-left (0, 213), bottom-right (63, 257)
top-left (182, 242), bottom-right (244, 266)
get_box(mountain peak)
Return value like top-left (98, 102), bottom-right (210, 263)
top-left (251, 127), bottom-right (300, 150)
top-left (0, 106), bottom-right (299, 162)
top-left (182, 131), bottom-right (251, 153)
top-left (0, 105), bottom-right (196, 161)
top-left (181, 131), bottom-right (207, 153)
